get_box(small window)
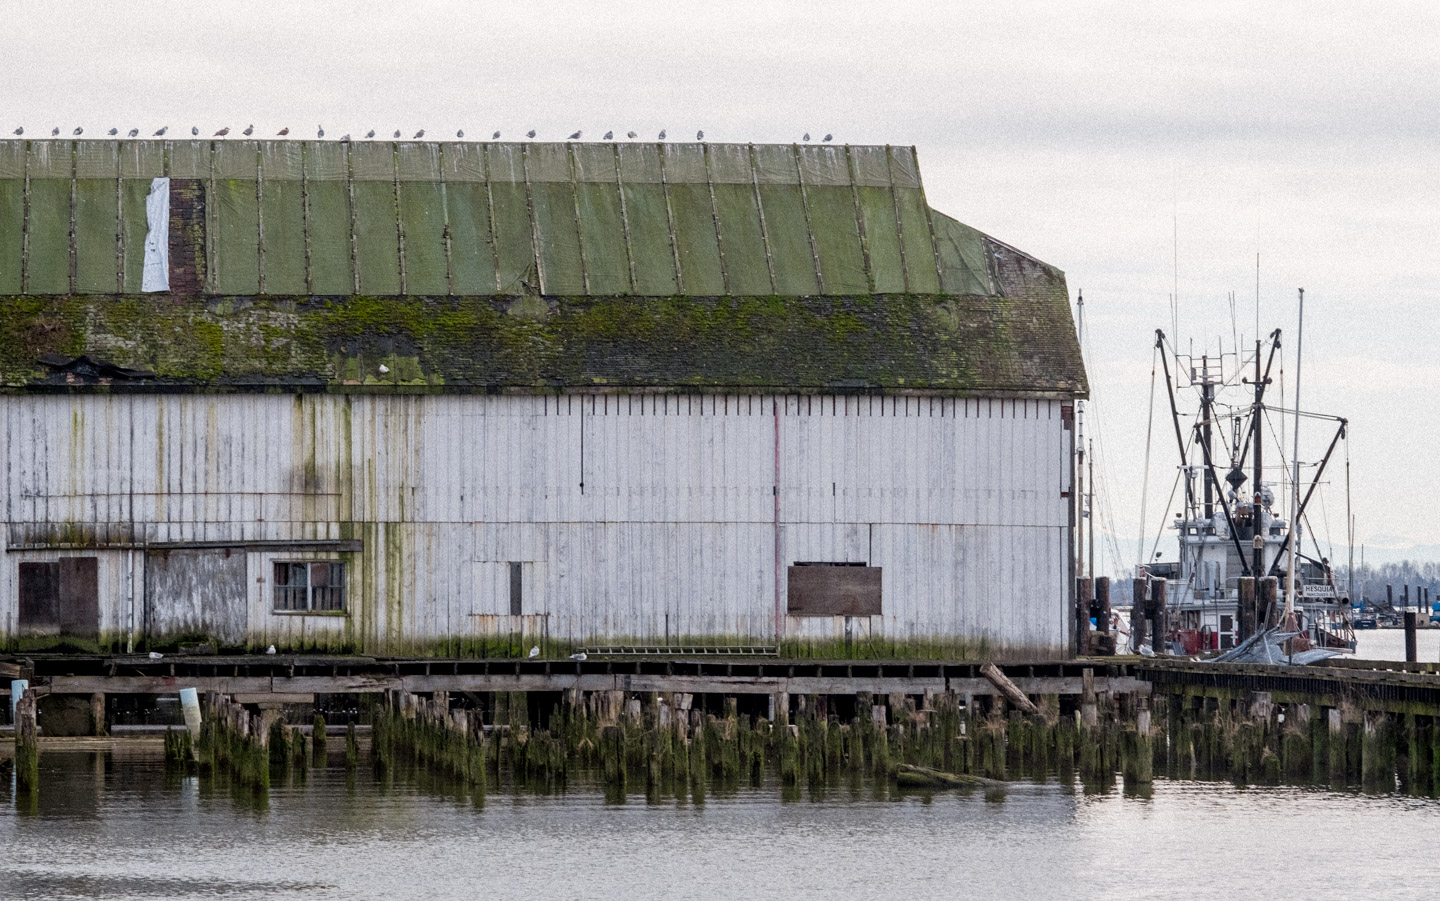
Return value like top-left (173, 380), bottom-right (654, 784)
top-left (273, 561), bottom-right (346, 612)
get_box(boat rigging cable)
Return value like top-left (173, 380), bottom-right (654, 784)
top-left (1136, 342), bottom-right (1158, 570)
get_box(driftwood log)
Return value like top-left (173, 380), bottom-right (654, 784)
top-left (979, 663), bottom-right (1040, 714)
top-left (894, 764), bottom-right (1005, 790)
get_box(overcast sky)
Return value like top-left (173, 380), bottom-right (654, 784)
top-left (6, 1), bottom-right (1437, 570)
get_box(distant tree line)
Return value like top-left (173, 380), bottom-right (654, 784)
top-left (1336, 561), bottom-right (1439, 608)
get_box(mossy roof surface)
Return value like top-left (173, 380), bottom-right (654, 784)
top-left (0, 139), bottom-right (1085, 396)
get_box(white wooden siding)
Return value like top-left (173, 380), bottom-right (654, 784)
top-left (1, 393), bottom-right (1072, 655)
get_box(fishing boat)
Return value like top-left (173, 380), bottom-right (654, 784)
top-left (1133, 309), bottom-right (1355, 659)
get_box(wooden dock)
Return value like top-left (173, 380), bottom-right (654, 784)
top-left (3, 654), bottom-right (1151, 702)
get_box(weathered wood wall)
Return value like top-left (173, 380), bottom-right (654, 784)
top-left (1, 392), bottom-right (1073, 655)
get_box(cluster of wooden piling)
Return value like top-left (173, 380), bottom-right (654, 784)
top-left (360, 685), bottom-right (1152, 798)
top-left (188, 694), bottom-right (272, 791)
top-left (1156, 690), bottom-right (1440, 793)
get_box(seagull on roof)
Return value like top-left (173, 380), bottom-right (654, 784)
top-left (803, 132), bottom-right (810, 142)
top-left (658, 129), bottom-right (666, 140)
top-left (340, 134), bottom-right (351, 142)
top-left (128, 128), bottom-right (139, 138)
top-left (393, 129), bottom-right (401, 138)
top-left (528, 646), bottom-right (540, 658)
top-left (413, 129), bottom-right (425, 139)
top-left (277, 127), bottom-right (289, 136)
top-left (51, 127), bottom-right (59, 136)
top-left (107, 127), bottom-right (118, 136)
top-left (697, 130), bottom-right (705, 141)
top-left (214, 127), bottom-right (230, 137)
top-left (365, 129), bottom-right (375, 139)
top-left (73, 127), bottom-right (83, 136)
top-left (456, 129), bottom-right (464, 138)
top-left (154, 126), bottom-right (168, 136)
top-left (12, 127), bottom-right (21, 136)
top-left (568, 130), bottom-right (581, 140)
top-left (526, 129), bottom-right (536, 138)
top-left (823, 133), bottom-right (833, 142)
top-left (570, 652), bottom-right (587, 661)
top-left (317, 125), bottom-right (325, 137)
top-left (493, 130), bottom-right (501, 139)
top-left (603, 130), bottom-right (613, 140)
top-left (191, 126), bottom-right (199, 136)
top-left (626, 131), bottom-right (636, 139)
top-left (243, 124), bottom-right (254, 136)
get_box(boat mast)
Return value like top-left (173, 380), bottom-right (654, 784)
top-left (1285, 288), bottom-right (1304, 619)
top-left (1252, 338), bottom-right (1264, 578)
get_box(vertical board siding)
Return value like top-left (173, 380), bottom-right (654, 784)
top-left (1, 393), bottom-right (1071, 655)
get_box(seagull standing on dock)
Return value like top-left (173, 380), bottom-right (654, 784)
top-left (214, 127), bottom-right (230, 137)
top-left (154, 126), bottom-right (168, 136)
top-left (243, 124), bottom-right (254, 136)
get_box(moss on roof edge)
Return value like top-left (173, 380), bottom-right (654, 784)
top-left (0, 287), bottom-right (1086, 397)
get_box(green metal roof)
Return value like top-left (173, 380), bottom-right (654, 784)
top-left (0, 139), bottom-right (993, 299)
top-left (0, 139), bottom-right (1085, 397)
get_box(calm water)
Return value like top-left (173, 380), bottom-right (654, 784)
top-left (1354, 627), bottom-right (1440, 662)
top-left (3, 751), bottom-right (1438, 901)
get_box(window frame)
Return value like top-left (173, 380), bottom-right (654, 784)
top-left (271, 560), bottom-right (348, 615)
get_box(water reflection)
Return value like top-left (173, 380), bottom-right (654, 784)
top-left (2, 750), bottom-right (1437, 901)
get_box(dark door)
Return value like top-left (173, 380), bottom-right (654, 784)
top-left (17, 557), bottom-right (99, 638)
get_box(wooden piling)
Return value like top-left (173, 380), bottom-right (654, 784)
top-left (1237, 577), bottom-right (1256, 642)
top-left (15, 688), bottom-right (39, 794)
top-left (1076, 577), bottom-right (1093, 656)
top-left (1149, 580), bottom-right (1169, 655)
top-left (1404, 612), bottom-right (1418, 663)
top-left (1130, 578), bottom-right (1148, 652)
top-left (1095, 577), bottom-right (1111, 634)
top-left (90, 692), bottom-right (107, 737)
top-left (1258, 577), bottom-right (1279, 628)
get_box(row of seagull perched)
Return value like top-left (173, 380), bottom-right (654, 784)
top-left (9, 125), bottom-right (836, 143)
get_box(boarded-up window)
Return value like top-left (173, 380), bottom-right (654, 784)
top-left (17, 558), bottom-right (99, 636)
top-left (787, 563), bottom-right (881, 616)
top-left (273, 561), bottom-right (346, 612)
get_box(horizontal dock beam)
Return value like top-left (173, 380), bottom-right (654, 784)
top-left (4, 654), bottom-right (1149, 700)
